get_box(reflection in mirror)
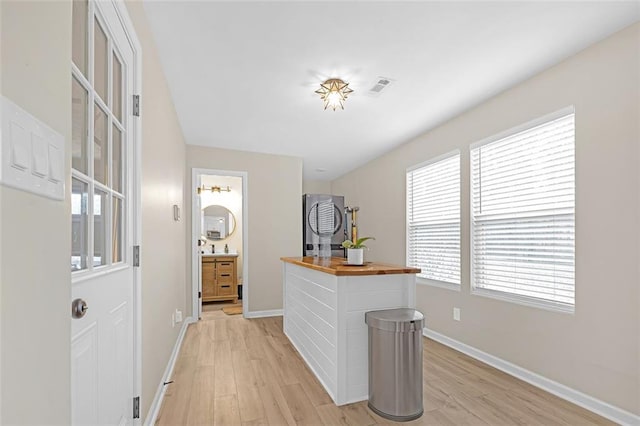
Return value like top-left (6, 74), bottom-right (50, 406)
top-left (202, 205), bottom-right (236, 240)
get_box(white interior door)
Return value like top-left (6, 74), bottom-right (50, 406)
top-left (70, 1), bottom-right (138, 424)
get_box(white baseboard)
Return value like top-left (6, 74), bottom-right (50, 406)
top-left (244, 309), bottom-right (283, 318)
top-left (423, 328), bottom-right (640, 426)
top-left (144, 317), bottom-right (196, 425)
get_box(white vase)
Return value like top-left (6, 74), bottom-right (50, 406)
top-left (347, 248), bottom-right (364, 265)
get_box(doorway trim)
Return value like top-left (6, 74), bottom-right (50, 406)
top-left (191, 168), bottom-right (249, 319)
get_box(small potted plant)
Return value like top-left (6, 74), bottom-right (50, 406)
top-left (341, 237), bottom-right (375, 265)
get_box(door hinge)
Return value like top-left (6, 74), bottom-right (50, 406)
top-left (133, 94), bottom-right (140, 117)
top-left (133, 396), bottom-right (140, 419)
top-left (198, 291), bottom-right (202, 299)
top-left (133, 245), bottom-right (140, 267)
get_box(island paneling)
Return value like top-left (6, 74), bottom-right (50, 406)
top-left (281, 256), bottom-right (420, 405)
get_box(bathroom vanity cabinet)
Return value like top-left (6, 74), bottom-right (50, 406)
top-left (202, 255), bottom-right (238, 303)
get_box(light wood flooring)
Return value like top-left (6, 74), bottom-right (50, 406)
top-left (202, 300), bottom-right (243, 313)
top-left (155, 313), bottom-right (611, 425)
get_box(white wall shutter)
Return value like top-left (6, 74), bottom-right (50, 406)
top-left (471, 109), bottom-right (575, 311)
top-left (407, 152), bottom-right (460, 285)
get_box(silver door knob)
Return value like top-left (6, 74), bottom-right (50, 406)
top-left (72, 298), bottom-right (88, 319)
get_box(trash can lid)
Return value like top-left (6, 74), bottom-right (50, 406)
top-left (365, 308), bottom-right (424, 332)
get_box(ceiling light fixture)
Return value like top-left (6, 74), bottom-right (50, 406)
top-left (315, 78), bottom-right (353, 111)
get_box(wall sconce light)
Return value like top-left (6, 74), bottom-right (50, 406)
top-left (196, 185), bottom-right (231, 194)
top-left (315, 78), bottom-right (353, 111)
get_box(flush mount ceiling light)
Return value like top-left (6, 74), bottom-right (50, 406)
top-left (315, 78), bottom-right (353, 111)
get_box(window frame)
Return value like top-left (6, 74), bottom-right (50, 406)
top-left (469, 106), bottom-right (576, 313)
top-left (406, 150), bottom-right (461, 290)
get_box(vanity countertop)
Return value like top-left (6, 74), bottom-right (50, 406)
top-left (201, 252), bottom-right (238, 257)
top-left (280, 256), bottom-right (420, 276)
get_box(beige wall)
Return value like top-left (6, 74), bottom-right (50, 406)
top-left (124, 1), bottom-right (188, 421)
top-left (303, 179), bottom-right (331, 195)
top-left (332, 23), bottom-right (640, 414)
top-left (187, 146), bottom-right (302, 314)
top-left (0, 1), bottom-right (72, 424)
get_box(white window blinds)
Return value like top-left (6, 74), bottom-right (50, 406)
top-left (471, 109), bottom-right (575, 311)
top-left (407, 152), bottom-right (460, 285)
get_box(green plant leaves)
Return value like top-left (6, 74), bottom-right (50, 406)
top-left (341, 236), bottom-right (375, 249)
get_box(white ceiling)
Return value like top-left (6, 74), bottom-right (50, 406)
top-left (143, 1), bottom-right (639, 181)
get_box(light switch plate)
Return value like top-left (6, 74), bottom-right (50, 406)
top-left (1, 96), bottom-right (65, 200)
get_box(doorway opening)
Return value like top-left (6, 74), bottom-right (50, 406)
top-left (191, 168), bottom-right (248, 320)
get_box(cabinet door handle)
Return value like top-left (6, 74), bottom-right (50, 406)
top-left (221, 263), bottom-right (230, 266)
top-left (221, 274), bottom-right (230, 277)
top-left (221, 285), bottom-right (230, 288)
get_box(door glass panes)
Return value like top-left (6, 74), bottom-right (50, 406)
top-left (94, 18), bottom-right (108, 102)
top-left (72, 77), bottom-right (88, 174)
top-left (94, 104), bottom-right (108, 185)
top-left (113, 53), bottom-right (122, 122)
top-left (112, 124), bottom-right (122, 193)
top-left (112, 197), bottom-right (123, 263)
top-left (72, 0), bottom-right (87, 75)
top-left (72, 2), bottom-right (129, 274)
top-left (72, 178), bottom-right (89, 271)
top-left (94, 190), bottom-right (108, 266)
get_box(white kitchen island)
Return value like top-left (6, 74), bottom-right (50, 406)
top-left (281, 256), bottom-right (420, 406)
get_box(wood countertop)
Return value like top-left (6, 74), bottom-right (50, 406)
top-left (281, 256), bottom-right (421, 276)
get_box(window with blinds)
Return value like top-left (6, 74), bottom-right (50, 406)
top-left (407, 152), bottom-right (460, 286)
top-left (471, 108), bottom-right (575, 311)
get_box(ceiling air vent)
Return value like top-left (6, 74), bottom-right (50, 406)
top-left (366, 77), bottom-right (395, 97)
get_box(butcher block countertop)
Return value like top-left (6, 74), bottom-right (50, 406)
top-left (281, 256), bottom-right (420, 276)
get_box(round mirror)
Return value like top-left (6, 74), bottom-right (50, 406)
top-left (202, 205), bottom-right (236, 240)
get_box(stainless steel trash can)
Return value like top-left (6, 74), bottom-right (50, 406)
top-left (365, 308), bottom-right (424, 422)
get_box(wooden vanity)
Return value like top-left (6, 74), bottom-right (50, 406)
top-left (202, 255), bottom-right (238, 303)
top-left (281, 256), bottom-right (420, 405)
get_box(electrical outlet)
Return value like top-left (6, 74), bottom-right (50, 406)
top-left (453, 307), bottom-right (461, 321)
top-left (175, 309), bottom-right (183, 323)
